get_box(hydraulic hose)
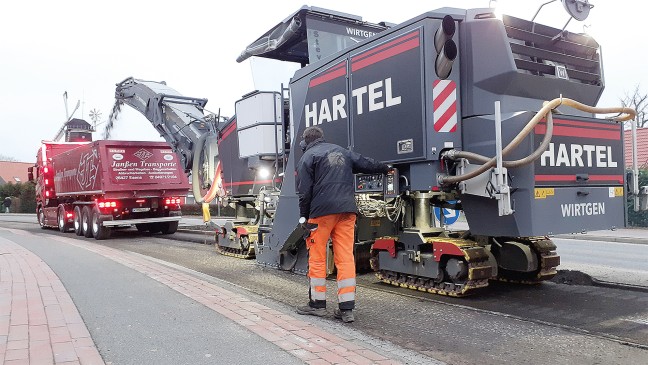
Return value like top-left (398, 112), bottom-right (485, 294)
top-left (191, 133), bottom-right (220, 204)
top-left (439, 97), bottom-right (636, 185)
top-left (450, 111), bottom-right (555, 168)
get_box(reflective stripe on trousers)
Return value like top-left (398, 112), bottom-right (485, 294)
top-left (309, 277), bottom-right (326, 302)
top-left (307, 212), bottom-right (356, 310)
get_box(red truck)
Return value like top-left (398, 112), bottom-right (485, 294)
top-left (30, 140), bottom-right (190, 239)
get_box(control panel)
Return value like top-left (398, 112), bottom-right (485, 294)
top-left (355, 173), bottom-right (384, 193)
top-left (354, 168), bottom-right (399, 197)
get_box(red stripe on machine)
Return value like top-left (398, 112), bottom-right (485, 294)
top-left (553, 119), bottom-right (621, 131)
top-left (351, 36), bottom-right (420, 71)
top-left (220, 121), bottom-right (237, 141)
top-left (433, 100), bottom-right (458, 132)
top-left (309, 62), bottom-right (347, 88)
top-left (433, 81), bottom-right (455, 110)
top-left (352, 30), bottom-right (419, 63)
top-left (534, 175), bottom-right (623, 183)
top-left (534, 124), bottom-right (620, 140)
top-left (433, 80), bottom-right (457, 132)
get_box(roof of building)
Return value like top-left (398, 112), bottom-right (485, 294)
top-left (624, 129), bottom-right (648, 168)
top-left (66, 118), bottom-right (93, 130)
top-left (0, 161), bottom-right (33, 186)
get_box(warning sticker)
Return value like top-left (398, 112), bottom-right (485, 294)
top-left (535, 188), bottom-right (555, 199)
top-left (609, 187), bottom-right (624, 198)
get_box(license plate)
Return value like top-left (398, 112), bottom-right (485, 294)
top-left (132, 207), bottom-right (151, 212)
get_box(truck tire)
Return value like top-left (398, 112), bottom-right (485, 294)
top-left (135, 224), bottom-right (148, 232)
top-left (38, 207), bottom-right (46, 229)
top-left (82, 206), bottom-right (93, 238)
top-left (73, 206), bottom-right (83, 236)
top-left (148, 223), bottom-right (162, 234)
top-left (91, 206), bottom-right (111, 240)
top-left (58, 206), bottom-right (70, 232)
top-left (160, 221), bottom-right (179, 234)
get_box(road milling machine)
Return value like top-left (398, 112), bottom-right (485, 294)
top-left (114, 2), bottom-right (644, 296)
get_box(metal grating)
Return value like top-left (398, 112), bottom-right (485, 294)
top-left (502, 15), bottom-right (602, 85)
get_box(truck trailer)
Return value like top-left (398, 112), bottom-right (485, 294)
top-left (32, 140), bottom-right (190, 239)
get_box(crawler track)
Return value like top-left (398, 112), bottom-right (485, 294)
top-left (370, 237), bottom-right (492, 297)
top-left (215, 243), bottom-right (255, 259)
top-left (495, 237), bottom-right (560, 284)
top-left (214, 224), bottom-right (258, 259)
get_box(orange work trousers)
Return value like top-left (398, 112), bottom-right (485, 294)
top-left (306, 212), bottom-right (356, 310)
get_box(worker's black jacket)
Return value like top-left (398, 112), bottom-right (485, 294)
top-left (296, 138), bottom-right (389, 219)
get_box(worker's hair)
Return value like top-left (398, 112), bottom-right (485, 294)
top-left (303, 126), bottom-right (324, 145)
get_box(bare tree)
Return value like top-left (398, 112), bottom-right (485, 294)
top-left (0, 155), bottom-right (17, 162)
top-left (621, 85), bottom-right (648, 128)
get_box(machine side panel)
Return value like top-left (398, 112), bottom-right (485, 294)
top-left (349, 27), bottom-right (425, 162)
top-left (461, 113), bottom-right (625, 236)
top-left (301, 60), bottom-right (351, 147)
top-left (534, 118), bottom-right (623, 186)
top-left (424, 17), bottom-right (463, 161)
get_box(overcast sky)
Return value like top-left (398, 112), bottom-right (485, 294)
top-left (1, 0), bottom-right (644, 163)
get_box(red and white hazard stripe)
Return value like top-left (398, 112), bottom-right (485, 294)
top-left (433, 80), bottom-right (457, 132)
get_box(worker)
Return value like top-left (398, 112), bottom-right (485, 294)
top-left (3, 197), bottom-right (11, 213)
top-left (295, 126), bottom-right (389, 323)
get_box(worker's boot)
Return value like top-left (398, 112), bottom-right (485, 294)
top-left (334, 309), bottom-right (354, 323)
top-left (296, 305), bottom-right (327, 317)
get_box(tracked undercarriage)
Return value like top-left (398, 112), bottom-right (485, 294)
top-left (490, 236), bottom-right (560, 284)
top-left (215, 222), bottom-right (257, 259)
top-left (370, 234), bottom-right (560, 297)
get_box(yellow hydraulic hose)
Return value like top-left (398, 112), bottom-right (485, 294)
top-left (439, 97), bottom-right (636, 185)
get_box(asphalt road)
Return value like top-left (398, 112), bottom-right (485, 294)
top-left (2, 218), bottom-right (647, 365)
top-left (553, 238), bottom-right (648, 286)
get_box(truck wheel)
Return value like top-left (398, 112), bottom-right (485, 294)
top-left (73, 206), bottom-right (83, 236)
top-left (160, 221), bottom-right (178, 234)
top-left (135, 224), bottom-right (148, 232)
top-left (82, 206), bottom-right (93, 238)
top-left (148, 223), bottom-right (162, 234)
top-left (58, 206), bottom-right (70, 233)
top-left (91, 207), bottom-right (111, 240)
top-left (38, 207), bottom-right (46, 229)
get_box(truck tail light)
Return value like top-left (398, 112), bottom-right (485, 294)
top-left (66, 213), bottom-right (73, 218)
top-left (165, 197), bottom-right (182, 206)
top-left (98, 201), bottom-right (117, 208)
top-left (45, 190), bottom-right (50, 197)
top-left (45, 179), bottom-right (49, 185)
top-left (44, 167), bottom-right (49, 173)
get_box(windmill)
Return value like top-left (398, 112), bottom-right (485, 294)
top-left (52, 92), bottom-right (94, 142)
top-left (52, 91), bottom-right (81, 142)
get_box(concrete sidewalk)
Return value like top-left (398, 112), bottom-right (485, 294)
top-left (0, 226), bottom-right (435, 365)
top-left (0, 234), bottom-right (104, 365)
